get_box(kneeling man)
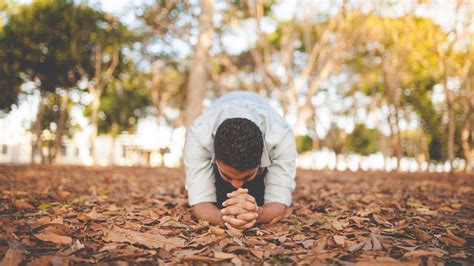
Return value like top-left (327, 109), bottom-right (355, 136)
top-left (184, 91), bottom-right (296, 231)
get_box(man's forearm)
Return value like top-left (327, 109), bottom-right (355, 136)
top-left (256, 202), bottom-right (287, 224)
top-left (192, 202), bottom-right (225, 227)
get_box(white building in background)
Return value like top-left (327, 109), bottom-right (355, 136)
top-left (0, 119), bottom-right (470, 172)
top-left (0, 131), bottom-right (184, 168)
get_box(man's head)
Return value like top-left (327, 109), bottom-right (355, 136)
top-left (214, 118), bottom-right (263, 188)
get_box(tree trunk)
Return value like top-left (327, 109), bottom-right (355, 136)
top-left (443, 79), bottom-right (455, 172)
top-left (461, 114), bottom-right (472, 172)
top-left (184, 0), bottom-right (215, 127)
top-left (90, 88), bottom-right (101, 164)
top-left (393, 106), bottom-right (403, 172)
top-left (294, 105), bottom-right (314, 134)
top-left (52, 92), bottom-right (70, 163)
top-left (32, 92), bottom-right (46, 164)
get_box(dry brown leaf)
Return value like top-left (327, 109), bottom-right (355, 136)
top-left (57, 190), bottom-right (71, 201)
top-left (363, 239), bottom-right (372, 251)
top-left (213, 251), bottom-right (235, 260)
top-left (34, 232), bottom-right (72, 245)
top-left (451, 251), bottom-right (467, 258)
top-left (415, 229), bottom-right (432, 242)
top-left (370, 232), bottom-right (383, 250)
top-left (293, 234), bottom-right (306, 241)
top-left (2, 164), bottom-right (473, 265)
top-left (159, 217), bottom-right (189, 228)
top-left (348, 242), bottom-right (365, 253)
top-left (231, 255), bottom-right (243, 265)
top-left (403, 249), bottom-right (445, 258)
top-left (13, 200), bottom-right (34, 210)
top-left (302, 239), bottom-right (315, 249)
top-left (103, 226), bottom-right (185, 251)
top-left (313, 237), bottom-right (327, 253)
top-left (446, 229), bottom-right (466, 246)
top-left (183, 255), bottom-right (219, 263)
top-left (1, 249), bottom-right (24, 266)
top-left (37, 216), bottom-right (51, 224)
top-left (439, 236), bottom-right (464, 247)
top-left (331, 220), bottom-right (349, 231)
top-left (210, 226), bottom-right (226, 236)
top-left (334, 235), bottom-right (345, 246)
top-left (249, 249), bottom-right (264, 259)
top-left (225, 226), bottom-right (243, 237)
top-left (226, 245), bottom-right (248, 254)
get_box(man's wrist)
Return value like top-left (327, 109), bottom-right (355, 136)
top-left (256, 205), bottom-right (264, 222)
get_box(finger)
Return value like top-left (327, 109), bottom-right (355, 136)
top-left (223, 196), bottom-right (255, 207)
top-left (224, 198), bottom-right (257, 211)
top-left (221, 206), bottom-right (247, 216)
top-left (233, 193), bottom-right (256, 204)
top-left (240, 219), bottom-right (256, 230)
top-left (236, 212), bottom-right (258, 221)
top-left (227, 188), bottom-right (248, 197)
top-left (223, 216), bottom-right (248, 227)
top-left (237, 188), bottom-right (248, 193)
top-left (225, 222), bottom-right (243, 232)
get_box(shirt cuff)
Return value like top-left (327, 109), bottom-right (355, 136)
top-left (186, 185), bottom-right (216, 206)
top-left (264, 183), bottom-right (292, 207)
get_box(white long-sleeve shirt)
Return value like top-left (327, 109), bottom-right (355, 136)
top-left (184, 91), bottom-right (297, 207)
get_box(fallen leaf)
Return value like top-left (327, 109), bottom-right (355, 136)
top-left (1, 249), bottom-right (24, 266)
top-left (334, 235), bottom-right (345, 246)
top-left (225, 226), bottom-right (243, 237)
top-left (313, 237), bottom-right (327, 253)
top-left (331, 220), bottom-right (349, 231)
top-left (231, 255), bottom-right (243, 265)
top-left (213, 251), bottom-right (235, 260)
top-left (439, 236), bottom-right (463, 247)
top-left (403, 249), bottom-right (445, 258)
top-left (183, 255), bottom-right (219, 263)
top-left (293, 234), bottom-right (306, 241)
top-left (37, 217), bottom-right (51, 224)
top-left (34, 232), bottom-right (72, 245)
top-left (363, 239), bottom-right (373, 251)
top-left (415, 229), bottom-right (432, 242)
top-left (446, 229), bottom-right (466, 246)
top-left (210, 226), bottom-right (226, 236)
top-left (249, 249), bottom-right (264, 259)
top-left (451, 251), bottom-right (467, 258)
top-left (13, 200), bottom-right (34, 210)
top-left (302, 239), bottom-right (315, 249)
top-left (103, 226), bottom-right (185, 251)
top-left (370, 232), bottom-right (383, 250)
top-left (348, 241), bottom-right (365, 253)
top-left (226, 245), bottom-right (248, 254)
top-left (57, 190), bottom-right (71, 201)
top-left (159, 217), bottom-right (189, 228)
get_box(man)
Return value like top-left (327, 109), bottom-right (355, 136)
top-left (184, 91), bottom-right (296, 231)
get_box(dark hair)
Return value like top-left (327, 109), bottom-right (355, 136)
top-left (214, 118), bottom-right (263, 171)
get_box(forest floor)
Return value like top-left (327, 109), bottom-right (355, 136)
top-left (0, 164), bottom-right (473, 265)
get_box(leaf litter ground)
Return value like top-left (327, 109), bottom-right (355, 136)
top-left (0, 165), bottom-right (473, 265)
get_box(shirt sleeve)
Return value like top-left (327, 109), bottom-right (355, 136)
top-left (183, 128), bottom-right (216, 206)
top-left (264, 129), bottom-right (297, 207)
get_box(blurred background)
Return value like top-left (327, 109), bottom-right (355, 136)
top-left (0, 0), bottom-right (472, 172)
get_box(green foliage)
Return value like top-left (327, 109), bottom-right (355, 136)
top-left (85, 61), bottom-right (150, 136)
top-left (295, 135), bottom-right (312, 154)
top-left (346, 124), bottom-right (381, 156)
top-left (403, 79), bottom-right (445, 160)
top-left (321, 124), bottom-right (347, 154)
top-left (0, 0), bottom-right (133, 111)
top-left (0, 0), bottom-right (92, 110)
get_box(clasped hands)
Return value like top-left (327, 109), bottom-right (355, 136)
top-left (221, 188), bottom-right (259, 231)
